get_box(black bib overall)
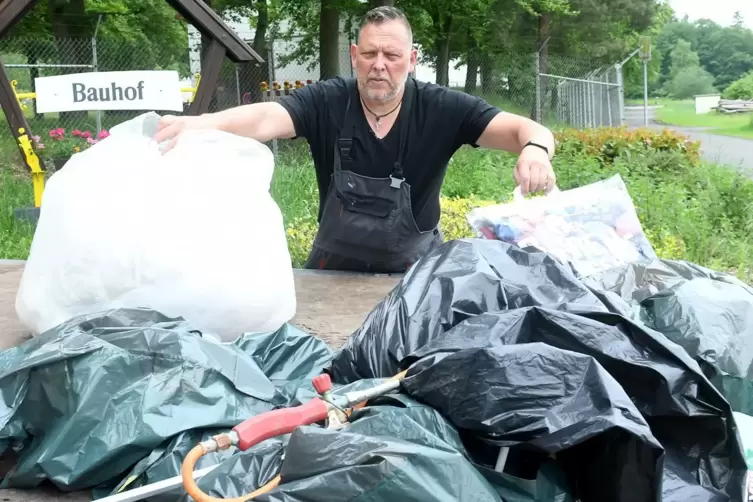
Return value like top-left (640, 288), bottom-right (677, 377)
top-left (304, 79), bottom-right (443, 273)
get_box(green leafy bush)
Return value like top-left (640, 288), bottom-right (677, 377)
top-left (665, 67), bottom-right (717, 99)
top-left (723, 72), bottom-right (753, 100)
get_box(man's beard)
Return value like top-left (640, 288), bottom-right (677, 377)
top-left (358, 73), bottom-right (407, 102)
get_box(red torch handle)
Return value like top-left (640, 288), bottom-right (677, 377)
top-left (232, 398), bottom-right (329, 451)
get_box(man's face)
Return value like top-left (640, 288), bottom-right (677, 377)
top-left (350, 19), bottom-right (417, 102)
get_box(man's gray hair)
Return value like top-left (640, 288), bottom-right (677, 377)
top-left (359, 6), bottom-right (413, 44)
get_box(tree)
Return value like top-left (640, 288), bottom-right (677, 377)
top-left (320, 0), bottom-right (341, 79)
top-left (667, 39), bottom-right (700, 79)
top-left (663, 39), bottom-right (716, 98)
top-left (733, 11), bottom-right (744, 29)
top-left (654, 16), bottom-right (753, 92)
top-left (271, 0), bottom-right (367, 80)
top-left (665, 66), bottom-right (716, 99)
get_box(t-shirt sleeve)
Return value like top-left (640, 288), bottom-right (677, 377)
top-left (449, 90), bottom-right (503, 148)
top-left (275, 83), bottom-right (319, 141)
top-left (276, 78), bottom-right (348, 142)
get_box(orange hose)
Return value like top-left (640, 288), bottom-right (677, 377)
top-left (181, 370), bottom-right (408, 500)
top-left (181, 444), bottom-right (281, 501)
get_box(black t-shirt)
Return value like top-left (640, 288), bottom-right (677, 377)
top-left (277, 76), bottom-right (501, 231)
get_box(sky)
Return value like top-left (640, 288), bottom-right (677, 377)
top-left (667, 0), bottom-right (753, 30)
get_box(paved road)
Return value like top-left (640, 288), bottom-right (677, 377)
top-left (624, 105), bottom-right (753, 176)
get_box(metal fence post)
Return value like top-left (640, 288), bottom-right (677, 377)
top-left (268, 33), bottom-right (278, 157)
top-left (91, 38), bottom-right (101, 134)
top-left (92, 15), bottom-right (103, 134)
top-left (534, 51), bottom-right (541, 123)
top-left (235, 66), bottom-right (241, 106)
top-left (615, 63), bottom-right (625, 126)
top-left (606, 71), bottom-right (613, 126)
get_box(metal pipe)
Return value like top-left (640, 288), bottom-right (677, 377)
top-left (619, 48), bottom-right (641, 67)
top-left (344, 378), bottom-right (402, 406)
top-left (539, 73), bottom-right (622, 87)
top-left (93, 14), bottom-right (103, 134)
top-left (93, 465), bottom-right (219, 502)
top-left (5, 63), bottom-right (95, 69)
top-left (643, 59), bottom-right (649, 126)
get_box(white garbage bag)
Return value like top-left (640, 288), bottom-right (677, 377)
top-left (16, 112), bottom-right (296, 342)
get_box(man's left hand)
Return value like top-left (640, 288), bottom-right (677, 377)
top-left (513, 146), bottom-right (556, 196)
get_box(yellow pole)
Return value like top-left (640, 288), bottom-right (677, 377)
top-left (17, 127), bottom-right (45, 208)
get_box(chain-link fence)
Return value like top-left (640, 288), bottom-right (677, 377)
top-left (0, 35), bottom-right (627, 170)
top-left (537, 53), bottom-right (623, 129)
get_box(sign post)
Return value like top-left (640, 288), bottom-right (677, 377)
top-left (639, 36), bottom-right (651, 126)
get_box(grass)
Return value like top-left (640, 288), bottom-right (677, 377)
top-left (4, 126), bottom-right (752, 284)
top-left (0, 168), bottom-right (34, 259)
top-left (654, 99), bottom-right (753, 140)
top-left (710, 124), bottom-right (753, 140)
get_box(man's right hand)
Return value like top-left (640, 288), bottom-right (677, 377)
top-left (154, 114), bottom-right (220, 153)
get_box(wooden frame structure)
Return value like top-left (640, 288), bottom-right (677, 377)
top-left (0, 0), bottom-right (263, 211)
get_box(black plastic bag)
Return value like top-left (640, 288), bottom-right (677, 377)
top-left (0, 308), bottom-right (332, 492)
top-left (3, 238), bottom-right (751, 502)
top-left (641, 277), bottom-right (753, 416)
top-left (583, 259), bottom-right (753, 416)
top-left (328, 239), bottom-right (748, 502)
top-left (329, 239), bottom-right (611, 382)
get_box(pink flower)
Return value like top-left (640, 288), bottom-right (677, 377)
top-left (72, 129), bottom-right (82, 137)
top-left (98, 129), bottom-right (110, 139)
top-left (86, 137), bottom-right (98, 145)
top-left (81, 130), bottom-right (92, 139)
top-left (49, 128), bottom-right (65, 140)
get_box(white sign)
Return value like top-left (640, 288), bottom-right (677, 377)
top-left (35, 70), bottom-right (184, 113)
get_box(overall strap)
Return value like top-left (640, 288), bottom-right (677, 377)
top-left (335, 80), bottom-right (359, 172)
top-left (392, 78), bottom-right (415, 181)
top-left (335, 77), bottom-right (416, 179)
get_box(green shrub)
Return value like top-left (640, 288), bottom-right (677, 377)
top-left (664, 67), bottom-right (717, 99)
top-left (554, 127), bottom-right (702, 167)
top-left (723, 72), bottom-right (753, 100)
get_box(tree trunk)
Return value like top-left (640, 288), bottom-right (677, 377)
top-left (480, 53), bottom-right (494, 94)
top-left (319, 0), bottom-right (340, 80)
top-left (48, 0), bottom-right (89, 121)
top-left (244, 0), bottom-right (270, 105)
top-left (369, 0), bottom-right (395, 7)
top-left (198, 0), bottom-right (221, 112)
top-left (464, 45), bottom-right (479, 94)
top-left (434, 17), bottom-right (453, 87)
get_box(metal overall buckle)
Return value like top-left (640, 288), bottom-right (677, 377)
top-left (390, 162), bottom-right (404, 188)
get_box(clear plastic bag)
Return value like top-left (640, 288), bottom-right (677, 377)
top-left (466, 174), bottom-right (658, 278)
top-left (16, 112), bottom-right (296, 342)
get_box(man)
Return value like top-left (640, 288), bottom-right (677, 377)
top-left (155, 6), bottom-right (557, 273)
